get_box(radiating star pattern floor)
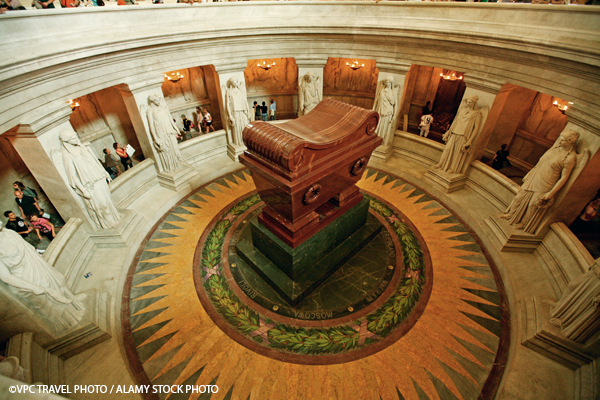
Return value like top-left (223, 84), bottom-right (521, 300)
top-left (122, 168), bottom-right (509, 400)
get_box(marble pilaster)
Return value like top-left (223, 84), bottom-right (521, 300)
top-left (5, 105), bottom-right (98, 228)
top-left (424, 74), bottom-right (502, 193)
top-left (372, 61), bottom-right (411, 163)
top-left (118, 76), bottom-right (198, 191)
top-left (295, 57), bottom-right (328, 117)
top-left (486, 104), bottom-right (598, 253)
top-left (213, 62), bottom-right (250, 162)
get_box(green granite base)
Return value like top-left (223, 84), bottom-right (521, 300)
top-left (235, 207), bottom-right (382, 306)
top-left (250, 198), bottom-right (370, 280)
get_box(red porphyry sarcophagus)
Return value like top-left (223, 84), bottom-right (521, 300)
top-left (239, 98), bottom-right (381, 248)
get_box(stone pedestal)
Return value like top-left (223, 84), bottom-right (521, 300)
top-left (43, 289), bottom-right (111, 359)
top-left (236, 200), bottom-right (381, 306)
top-left (7, 332), bottom-right (62, 385)
top-left (157, 164), bottom-right (198, 192)
top-left (371, 144), bottom-right (394, 163)
top-left (87, 209), bottom-right (145, 248)
top-left (423, 167), bottom-right (469, 194)
top-left (226, 142), bottom-right (246, 162)
top-left (485, 214), bottom-right (543, 253)
top-left (520, 296), bottom-right (599, 370)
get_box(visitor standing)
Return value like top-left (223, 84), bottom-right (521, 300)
top-left (103, 148), bottom-right (122, 177)
top-left (491, 144), bottom-right (510, 170)
top-left (203, 109), bottom-right (216, 134)
top-left (114, 142), bottom-right (133, 172)
top-left (261, 101), bottom-right (268, 122)
top-left (269, 99), bottom-right (277, 121)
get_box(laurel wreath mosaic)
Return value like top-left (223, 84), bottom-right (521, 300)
top-left (198, 193), bottom-right (425, 356)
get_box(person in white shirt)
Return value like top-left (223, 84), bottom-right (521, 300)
top-left (419, 114), bottom-right (434, 138)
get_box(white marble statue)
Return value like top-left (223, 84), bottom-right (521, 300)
top-left (298, 72), bottom-right (322, 117)
top-left (0, 222), bottom-right (84, 332)
top-left (59, 130), bottom-right (120, 230)
top-left (0, 357), bottom-right (26, 382)
top-left (373, 76), bottom-right (400, 147)
top-left (435, 94), bottom-right (486, 174)
top-left (501, 129), bottom-right (580, 234)
top-left (550, 261), bottom-right (600, 344)
top-left (146, 93), bottom-right (184, 172)
top-left (224, 77), bottom-right (250, 146)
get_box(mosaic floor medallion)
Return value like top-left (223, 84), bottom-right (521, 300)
top-left (123, 168), bottom-right (509, 400)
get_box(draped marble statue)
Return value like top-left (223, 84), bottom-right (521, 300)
top-left (146, 93), bottom-right (184, 172)
top-left (224, 77), bottom-right (250, 146)
top-left (298, 72), bottom-right (322, 117)
top-left (550, 261), bottom-right (600, 344)
top-left (372, 76), bottom-right (400, 147)
top-left (501, 129), bottom-right (580, 234)
top-left (0, 222), bottom-right (84, 332)
top-left (435, 95), bottom-right (486, 174)
top-left (59, 130), bottom-right (120, 229)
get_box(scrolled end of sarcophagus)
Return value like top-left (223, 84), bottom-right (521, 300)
top-left (239, 98), bottom-right (381, 248)
top-left (242, 97), bottom-right (380, 180)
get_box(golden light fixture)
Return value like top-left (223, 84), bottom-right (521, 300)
top-left (164, 72), bottom-right (184, 83)
top-left (346, 60), bottom-right (365, 70)
top-left (68, 99), bottom-right (80, 110)
top-left (257, 60), bottom-right (276, 70)
top-left (553, 100), bottom-right (569, 112)
top-left (440, 71), bottom-right (463, 81)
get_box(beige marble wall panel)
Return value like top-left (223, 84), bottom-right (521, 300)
top-left (162, 67), bottom-right (210, 111)
top-left (94, 87), bottom-right (141, 156)
top-left (521, 93), bottom-right (569, 142)
top-left (245, 58), bottom-right (298, 95)
top-left (485, 84), bottom-right (537, 157)
top-left (245, 58), bottom-right (298, 120)
top-left (69, 93), bottom-right (110, 142)
top-left (323, 58), bottom-right (378, 107)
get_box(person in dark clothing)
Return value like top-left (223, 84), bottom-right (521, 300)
top-left (14, 191), bottom-right (41, 219)
top-left (181, 115), bottom-right (192, 141)
top-left (421, 101), bottom-right (431, 117)
top-left (261, 101), bottom-right (268, 122)
top-left (492, 144), bottom-right (510, 170)
top-left (253, 101), bottom-right (261, 121)
top-left (4, 210), bottom-right (39, 246)
top-left (114, 142), bottom-right (133, 172)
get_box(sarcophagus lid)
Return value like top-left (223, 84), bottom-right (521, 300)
top-left (242, 98), bottom-right (379, 181)
top-left (240, 98), bottom-right (381, 248)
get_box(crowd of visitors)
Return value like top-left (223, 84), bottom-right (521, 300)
top-left (4, 181), bottom-right (62, 253)
top-left (252, 99), bottom-right (276, 122)
top-left (1, 0), bottom-right (594, 11)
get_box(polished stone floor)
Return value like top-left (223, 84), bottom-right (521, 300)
top-left (122, 168), bottom-right (509, 400)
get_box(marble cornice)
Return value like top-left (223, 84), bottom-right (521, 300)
top-left (119, 75), bottom-right (165, 95)
top-left (213, 62), bottom-right (250, 76)
top-left (566, 105), bottom-right (600, 137)
top-left (294, 57), bottom-right (329, 69)
top-left (376, 61), bottom-right (411, 76)
top-left (5, 103), bottom-right (72, 137)
top-left (463, 74), bottom-right (505, 95)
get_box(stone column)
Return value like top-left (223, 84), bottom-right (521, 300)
top-left (372, 61), bottom-right (411, 162)
top-left (117, 76), bottom-right (198, 191)
top-left (5, 104), bottom-right (99, 228)
top-left (213, 62), bottom-right (250, 162)
top-left (424, 74), bottom-right (503, 193)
